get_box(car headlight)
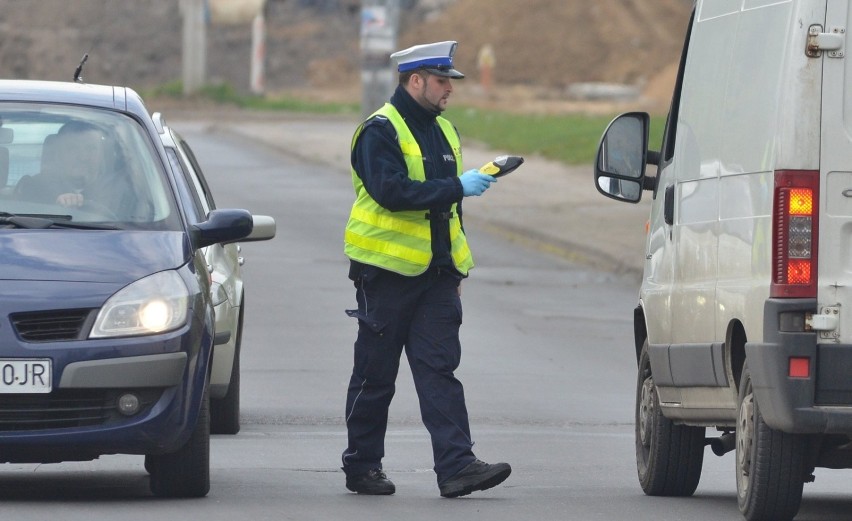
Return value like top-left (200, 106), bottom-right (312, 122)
top-left (91, 271), bottom-right (190, 338)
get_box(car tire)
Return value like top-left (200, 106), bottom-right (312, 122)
top-left (143, 454), bottom-right (156, 475)
top-left (635, 340), bottom-right (704, 496)
top-left (736, 362), bottom-right (806, 521)
top-left (211, 300), bottom-right (243, 435)
top-left (148, 384), bottom-right (211, 498)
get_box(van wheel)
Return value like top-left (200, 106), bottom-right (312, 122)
top-left (736, 363), bottom-right (805, 521)
top-left (148, 385), bottom-right (211, 498)
top-left (635, 340), bottom-right (704, 496)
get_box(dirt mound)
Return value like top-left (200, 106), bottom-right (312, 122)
top-left (0, 0), bottom-right (691, 112)
top-left (403, 0), bottom-right (690, 88)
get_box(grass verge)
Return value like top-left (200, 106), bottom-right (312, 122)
top-left (446, 106), bottom-right (666, 165)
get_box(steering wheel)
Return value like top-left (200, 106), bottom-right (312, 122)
top-left (82, 198), bottom-right (119, 220)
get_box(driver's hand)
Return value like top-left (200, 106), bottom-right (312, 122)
top-left (56, 192), bottom-right (84, 207)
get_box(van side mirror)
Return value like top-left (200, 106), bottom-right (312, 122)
top-left (594, 112), bottom-right (654, 203)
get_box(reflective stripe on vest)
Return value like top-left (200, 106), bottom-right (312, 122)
top-left (344, 103), bottom-right (474, 276)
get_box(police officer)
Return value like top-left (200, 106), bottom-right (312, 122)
top-left (342, 41), bottom-right (511, 498)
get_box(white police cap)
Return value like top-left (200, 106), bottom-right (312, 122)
top-left (390, 41), bottom-right (465, 79)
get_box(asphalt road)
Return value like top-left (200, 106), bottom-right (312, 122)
top-left (0, 122), bottom-right (851, 520)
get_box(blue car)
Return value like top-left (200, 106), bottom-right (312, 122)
top-left (0, 80), bottom-right (267, 497)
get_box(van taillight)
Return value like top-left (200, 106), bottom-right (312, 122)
top-left (771, 170), bottom-right (819, 298)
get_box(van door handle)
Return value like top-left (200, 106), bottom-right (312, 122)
top-left (664, 185), bottom-right (675, 225)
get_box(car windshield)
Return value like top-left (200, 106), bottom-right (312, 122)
top-left (0, 103), bottom-right (181, 230)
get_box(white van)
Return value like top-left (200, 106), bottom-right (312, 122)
top-left (595, 2), bottom-right (852, 520)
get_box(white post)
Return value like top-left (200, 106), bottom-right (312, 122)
top-left (360, 0), bottom-right (400, 119)
top-left (181, 0), bottom-right (207, 95)
top-left (250, 12), bottom-right (266, 95)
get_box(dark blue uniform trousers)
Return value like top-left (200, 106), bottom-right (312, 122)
top-left (342, 266), bottom-right (476, 484)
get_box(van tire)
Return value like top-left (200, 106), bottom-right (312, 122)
top-left (635, 340), bottom-right (704, 496)
top-left (736, 363), bottom-right (805, 521)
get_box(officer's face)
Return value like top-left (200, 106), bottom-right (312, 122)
top-left (412, 73), bottom-right (453, 113)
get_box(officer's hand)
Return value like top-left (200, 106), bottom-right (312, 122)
top-left (459, 169), bottom-right (496, 197)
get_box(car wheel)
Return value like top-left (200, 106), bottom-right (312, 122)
top-left (148, 385), bottom-right (211, 498)
top-left (635, 339), bottom-right (704, 496)
top-left (211, 300), bottom-right (243, 435)
top-left (736, 362), bottom-right (806, 521)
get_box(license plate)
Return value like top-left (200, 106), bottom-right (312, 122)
top-left (0, 359), bottom-right (51, 393)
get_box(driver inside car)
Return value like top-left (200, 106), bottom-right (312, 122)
top-left (15, 120), bottom-right (134, 217)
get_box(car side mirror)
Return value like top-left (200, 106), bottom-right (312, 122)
top-left (594, 112), bottom-right (654, 204)
top-left (191, 209), bottom-right (253, 249)
top-left (243, 214), bottom-right (276, 242)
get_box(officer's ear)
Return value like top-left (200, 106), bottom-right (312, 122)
top-left (411, 71), bottom-right (429, 88)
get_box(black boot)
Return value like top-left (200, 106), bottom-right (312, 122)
top-left (439, 459), bottom-right (511, 498)
top-left (346, 468), bottom-right (396, 495)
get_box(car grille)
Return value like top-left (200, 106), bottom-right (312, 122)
top-left (10, 309), bottom-right (95, 342)
top-left (0, 389), bottom-right (161, 432)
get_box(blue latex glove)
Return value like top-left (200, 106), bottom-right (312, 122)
top-left (459, 169), bottom-right (496, 197)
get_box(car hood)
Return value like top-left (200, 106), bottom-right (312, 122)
top-left (0, 230), bottom-right (191, 283)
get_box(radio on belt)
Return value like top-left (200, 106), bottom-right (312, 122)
top-left (478, 155), bottom-right (524, 178)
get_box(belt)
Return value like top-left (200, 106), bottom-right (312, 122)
top-left (425, 211), bottom-right (454, 221)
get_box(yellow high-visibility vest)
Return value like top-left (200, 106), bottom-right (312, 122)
top-left (344, 103), bottom-right (474, 276)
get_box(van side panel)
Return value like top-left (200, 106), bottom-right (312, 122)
top-left (669, 0), bottom-right (818, 348)
top-left (646, 0), bottom-right (827, 420)
top-left (716, 1), bottom-right (813, 347)
top-left (667, 8), bottom-right (735, 345)
top-left (773, 1), bottom-right (823, 170)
